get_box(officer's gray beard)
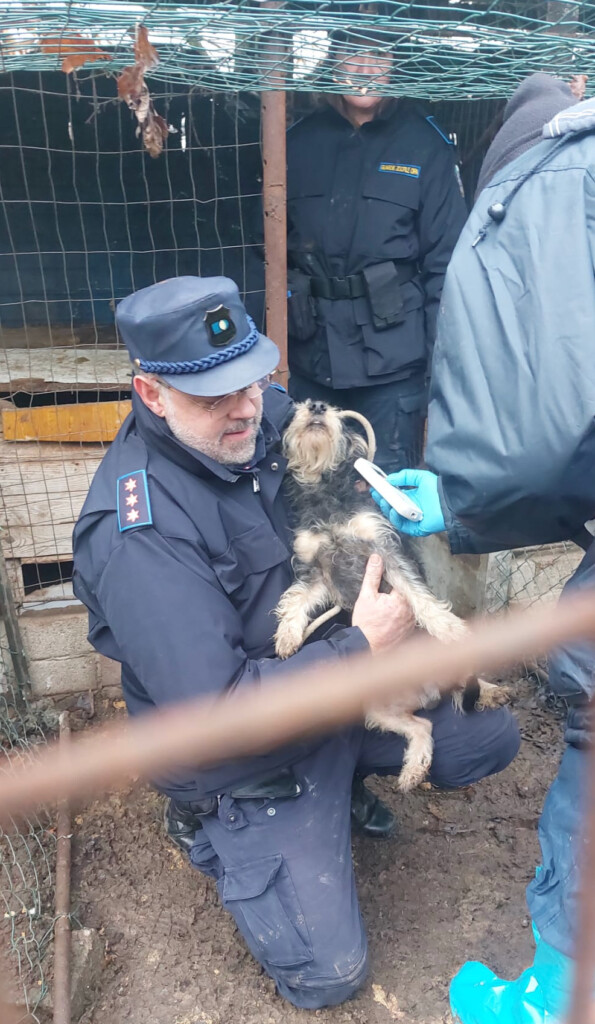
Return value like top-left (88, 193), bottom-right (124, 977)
top-left (161, 391), bottom-right (262, 465)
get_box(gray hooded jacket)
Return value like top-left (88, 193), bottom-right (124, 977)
top-left (475, 72), bottom-right (576, 196)
top-left (427, 95), bottom-right (595, 556)
top-left (426, 89), bottom-right (595, 745)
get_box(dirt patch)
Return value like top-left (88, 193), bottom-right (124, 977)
top-left (71, 676), bottom-right (564, 1024)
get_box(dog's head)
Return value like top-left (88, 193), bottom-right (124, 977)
top-left (283, 400), bottom-right (374, 486)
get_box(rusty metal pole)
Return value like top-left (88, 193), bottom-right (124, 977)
top-left (53, 712), bottom-right (72, 1024)
top-left (260, 4), bottom-right (288, 388)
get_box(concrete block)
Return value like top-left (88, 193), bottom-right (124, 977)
top-left (413, 533), bottom-right (489, 618)
top-left (19, 604), bottom-right (93, 662)
top-left (97, 653), bottom-right (121, 690)
top-left (29, 654), bottom-right (98, 698)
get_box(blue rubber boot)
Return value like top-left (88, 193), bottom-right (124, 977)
top-left (449, 932), bottom-right (573, 1024)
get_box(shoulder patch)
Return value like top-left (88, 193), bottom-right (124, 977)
top-left (378, 162), bottom-right (420, 178)
top-left (117, 470), bottom-right (153, 532)
top-left (426, 115), bottom-right (454, 145)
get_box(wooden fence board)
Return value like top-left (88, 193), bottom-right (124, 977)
top-left (0, 347), bottom-right (130, 392)
top-left (2, 401), bottom-right (131, 442)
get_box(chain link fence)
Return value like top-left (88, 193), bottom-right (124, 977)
top-left (0, 618), bottom-right (56, 1022)
top-left (485, 541), bottom-right (585, 612)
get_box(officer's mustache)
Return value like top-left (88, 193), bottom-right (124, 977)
top-left (222, 418), bottom-right (257, 436)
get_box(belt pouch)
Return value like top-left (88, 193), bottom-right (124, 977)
top-left (362, 261), bottom-right (406, 329)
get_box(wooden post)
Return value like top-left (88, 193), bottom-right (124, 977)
top-left (260, 5), bottom-right (288, 388)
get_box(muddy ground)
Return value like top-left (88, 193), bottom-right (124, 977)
top-left (70, 674), bottom-right (564, 1024)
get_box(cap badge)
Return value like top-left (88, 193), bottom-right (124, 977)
top-left (204, 305), bottom-right (236, 348)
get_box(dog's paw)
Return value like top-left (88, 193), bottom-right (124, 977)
top-left (397, 753), bottom-right (432, 793)
top-left (475, 679), bottom-right (510, 710)
top-left (274, 622), bottom-right (305, 660)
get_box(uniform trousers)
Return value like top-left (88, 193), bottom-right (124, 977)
top-left (189, 700), bottom-right (520, 1008)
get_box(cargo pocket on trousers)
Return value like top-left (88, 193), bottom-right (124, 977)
top-left (219, 854), bottom-right (313, 968)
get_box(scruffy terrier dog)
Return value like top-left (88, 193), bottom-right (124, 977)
top-left (274, 399), bottom-right (507, 791)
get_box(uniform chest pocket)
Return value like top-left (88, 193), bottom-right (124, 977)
top-left (362, 169), bottom-right (420, 210)
top-left (360, 171), bottom-right (420, 260)
top-left (211, 525), bottom-right (290, 596)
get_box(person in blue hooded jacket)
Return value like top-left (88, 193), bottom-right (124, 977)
top-left (72, 275), bottom-right (519, 1011)
top-left (371, 73), bottom-right (594, 1023)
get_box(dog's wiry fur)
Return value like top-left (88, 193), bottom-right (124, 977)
top-left (275, 399), bottom-right (508, 791)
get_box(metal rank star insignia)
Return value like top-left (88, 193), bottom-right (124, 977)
top-left (117, 469), bottom-right (153, 532)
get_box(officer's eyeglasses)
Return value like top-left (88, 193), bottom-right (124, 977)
top-left (157, 374), bottom-right (272, 414)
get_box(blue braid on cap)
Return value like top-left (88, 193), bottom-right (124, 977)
top-left (136, 316), bottom-right (259, 375)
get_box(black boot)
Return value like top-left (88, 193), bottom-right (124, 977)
top-left (350, 775), bottom-right (396, 839)
top-left (163, 798), bottom-right (203, 855)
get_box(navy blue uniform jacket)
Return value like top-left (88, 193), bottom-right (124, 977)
top-left (286, 103), bottom-right (467, 389)
top-left (73, 388), bottom-right (368, 800)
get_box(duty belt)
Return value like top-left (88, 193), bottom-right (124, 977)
top-left (310, 261), bottom-right (417, 301)
top-left (174, 767), bottom-right (302, 817)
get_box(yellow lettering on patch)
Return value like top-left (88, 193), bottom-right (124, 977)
top-left (378, 163), bottom-right (420, 177)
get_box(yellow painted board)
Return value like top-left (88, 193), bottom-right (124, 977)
top-left (2, 400), bottom-right (132, 443)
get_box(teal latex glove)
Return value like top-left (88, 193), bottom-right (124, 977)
top-left (370, 468), bottom-right (445, 537)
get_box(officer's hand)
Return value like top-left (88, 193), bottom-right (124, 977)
top-left (370, 469), bottom-right (445, 537)
top-left (352, 554), bottom-right (416, 653)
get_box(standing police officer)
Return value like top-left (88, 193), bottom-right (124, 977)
top-left (73, 276), bottom-right (519, 1010)
top-left (286, 37), bottom-right (468, 472)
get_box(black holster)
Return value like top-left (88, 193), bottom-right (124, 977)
top-left (362, 261), bottom-right (407, 329)
top-left (174, 767), bottom-right (302, 819)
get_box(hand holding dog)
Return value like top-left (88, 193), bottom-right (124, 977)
top-left (352, 554), bottom-right (416, 652)
top-left (371, 468), bottom-right (445, 537)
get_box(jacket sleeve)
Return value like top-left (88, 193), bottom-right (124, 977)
top-left (95, 528), bottom-right (369, 709)
top-left (418, 144), bottom-right (468, 369)
top-left (438, 478), bottom-right (508, 556)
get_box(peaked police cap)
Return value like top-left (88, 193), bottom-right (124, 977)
top-left (116, 276), bottom-right (280, 397)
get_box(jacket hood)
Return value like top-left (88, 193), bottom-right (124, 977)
top-left (504, 72), bottom-right (573, 122)
top-left (543, 96), bottom-right (595, 139)
top-left (475, 73), bottom-right (576, 197)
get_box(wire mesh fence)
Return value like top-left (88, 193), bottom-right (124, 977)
top-left (2, 0), bottom-right (595, 99)
top-left (485, 542), bottom-right (585, 612)
top-left (0, 626), bottom-right (56, 1022)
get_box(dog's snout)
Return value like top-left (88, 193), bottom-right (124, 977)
top-left (309, 400), bottom-right (327, 416)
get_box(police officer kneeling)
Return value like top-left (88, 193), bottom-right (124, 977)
top-left (73, 276), bottom-right (519, 1010)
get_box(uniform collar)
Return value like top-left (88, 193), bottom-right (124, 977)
top-left (131, 390), bottom-right (281, 484)
top-left (326, 97), bottom-right (400, 131)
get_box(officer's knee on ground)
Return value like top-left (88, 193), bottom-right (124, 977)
top-left (430, 706), bottom-right (521, 790)
top-left (277, 947), bottom-right (369, 1010)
